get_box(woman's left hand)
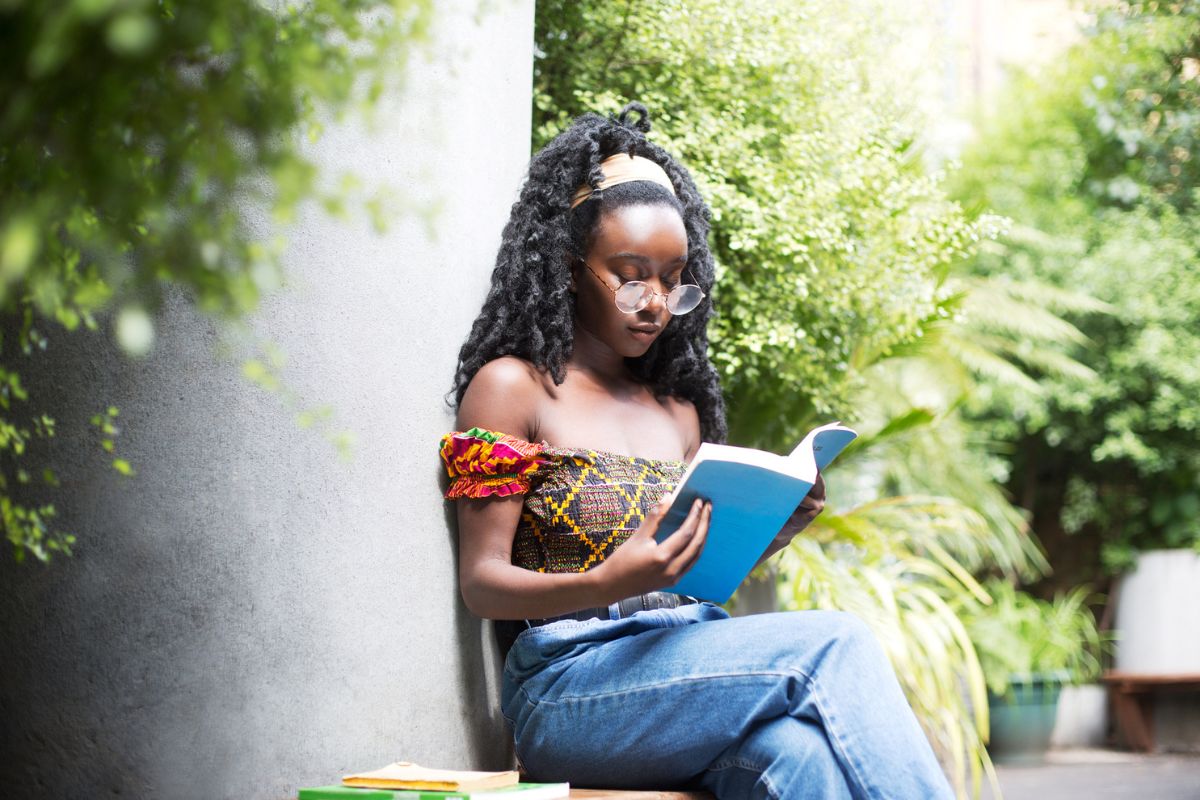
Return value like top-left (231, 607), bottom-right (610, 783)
top-left (774, 473), bottom-right (826, 548)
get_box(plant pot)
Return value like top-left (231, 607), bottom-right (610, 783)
top-left (1114, 549), bottom-right (1200, 672)
top-left (1113, 549), bottom-right (1200, 752)
top-left (1050, 683), bottom-right (1107, 748)
top-left (987, 672), bottom-right (1067, 764)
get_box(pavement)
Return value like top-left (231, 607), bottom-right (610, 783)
top-left (982, 748), bottom-right (1200, 800)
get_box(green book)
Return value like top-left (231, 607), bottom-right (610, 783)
top-left (298, 783), bottom-right (569, 800)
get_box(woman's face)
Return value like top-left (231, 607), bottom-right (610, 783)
top-left (573, 202), bottom-right (689, 358)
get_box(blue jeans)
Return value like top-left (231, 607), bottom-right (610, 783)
top-left (501, 603), bottom-right (954, 800)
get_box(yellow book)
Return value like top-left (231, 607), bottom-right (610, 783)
top-left (342, 762), bottom-right (520, 792)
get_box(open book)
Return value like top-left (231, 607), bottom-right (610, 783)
top-left (655, 422), bottom-right (858, 603)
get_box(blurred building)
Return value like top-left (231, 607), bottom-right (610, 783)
top-left (947, 0), bottom-right (1092, 107)
top-left (896, 0), bottom-right (1095, 160)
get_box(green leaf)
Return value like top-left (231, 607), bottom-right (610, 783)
top-left (0, 215), bottom-right (39, 287)
top-left (106, 13), bottom-right (158, 56)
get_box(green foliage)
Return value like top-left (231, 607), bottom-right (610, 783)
top-left (951, 1), bottom-right (1200, 575)
top-left (0, 0), bottom-right (431, 561)
top-left (958, 581), bottom-right (1108, 697)
top-left (782, 497), bottom-right (1000, 797)
top-left (535, 0), bottom-right (985, 448)
top-left (848, 264), bottom-right (1114, 585)
top-left (1079, 1), bottom-right (1200, 213)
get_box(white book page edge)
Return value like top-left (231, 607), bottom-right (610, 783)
top-left (666, 428), bottom-right (840, 505)
top-left (787, 421), bottom-right (853, 476)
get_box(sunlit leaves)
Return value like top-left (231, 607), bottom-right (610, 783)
top-left (957, 581), bottom-right (1109, 697)
top-left (951, 1), bottom-right (1200, 576)
top-left (535, 0), bottom-right (984, 448)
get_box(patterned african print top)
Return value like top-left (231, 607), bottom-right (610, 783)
top-left (440, 427), bottom-right (688, 573)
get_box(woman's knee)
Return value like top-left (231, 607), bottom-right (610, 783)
top-left (773, 609), bottom-right (891, 672)
top-left (781, 609), bottom-right (877, 646)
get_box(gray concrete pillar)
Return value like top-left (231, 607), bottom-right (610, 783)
top-left (0, 2), bottom-right (534, 797)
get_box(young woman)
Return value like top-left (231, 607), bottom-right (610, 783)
top-left (440, 104), bottom-right (953, 800)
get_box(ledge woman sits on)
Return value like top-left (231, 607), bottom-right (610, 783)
top-left (440, 102), bottom-right (953, 800)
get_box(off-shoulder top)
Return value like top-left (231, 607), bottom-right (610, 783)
top-left (440, 427), bottom-right (688, 573)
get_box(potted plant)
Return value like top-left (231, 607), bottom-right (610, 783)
top-left (960, 581), bottom-right (1107, 764)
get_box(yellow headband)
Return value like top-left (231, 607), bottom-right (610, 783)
top-left (570, 153), bottom-right (676, 209)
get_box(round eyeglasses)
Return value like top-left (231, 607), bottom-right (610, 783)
top-left (579, 259), bottom-right (706, 316)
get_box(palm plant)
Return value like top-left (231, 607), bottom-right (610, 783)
top-left (778, 498), bottom-right (998, 797)
top-left (959, 580), bottom-right (1107, 697)
top-left (938, 269), bottom-right (1108, 399)
top-left (772, 265), bottom-right (1110, 796)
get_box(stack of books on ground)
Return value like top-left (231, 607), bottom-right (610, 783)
top-left (298, 761), bottom-right (569, 799)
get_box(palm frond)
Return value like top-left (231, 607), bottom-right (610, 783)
top-left (780, 514), bottom-right (1003, 800)
top-left (940, 337), bottom-right (1047, 396)
top-left (961, 289), bottom-right (1092, 346)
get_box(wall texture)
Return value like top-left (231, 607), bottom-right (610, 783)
top-left (0, 2), bottom-right (534, 797)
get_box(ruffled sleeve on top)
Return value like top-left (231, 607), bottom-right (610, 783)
top-left (439, 427), bottom-right (550, 499)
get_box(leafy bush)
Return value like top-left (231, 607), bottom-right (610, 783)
top-left (0, 0), bottom-right (431, 561)
top-left (951, 1), bottom-right (1200, 577)
top-left (959, 581), bottom-right (1107, 697)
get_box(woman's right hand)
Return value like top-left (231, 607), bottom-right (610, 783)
top-left (591, 496), bottom-right (711, 601)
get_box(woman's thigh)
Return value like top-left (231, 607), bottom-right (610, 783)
top-left (501, 604), bottom-right (889, 789)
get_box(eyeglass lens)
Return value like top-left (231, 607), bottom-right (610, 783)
top-left (614, 281), bottom-right (704, 315)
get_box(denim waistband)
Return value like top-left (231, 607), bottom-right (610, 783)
top-left (526, 591), bottom-right (700, 627)
top-left (494, 591), bottom-right (700, 657)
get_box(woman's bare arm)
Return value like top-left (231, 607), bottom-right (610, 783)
top-left (455, 493), bottom-right (613, 619)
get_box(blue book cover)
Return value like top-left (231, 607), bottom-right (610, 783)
top-left (655, 422), bottom-right (858, 603)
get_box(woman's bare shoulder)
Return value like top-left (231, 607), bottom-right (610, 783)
top-left (470, 356), bottom-right (545, 394)
top-left (457, 357), bottom-right (546, 439)
top-left (661, 393), bottom-right (698, 419)
top-left (661, 395), bottom-right (701, 458)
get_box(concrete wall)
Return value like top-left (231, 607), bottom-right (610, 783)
top-left (0, 2), bottom-right (534, 797)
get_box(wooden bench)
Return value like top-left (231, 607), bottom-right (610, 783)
top-left (1102, 671), bottom-right (1200, 752)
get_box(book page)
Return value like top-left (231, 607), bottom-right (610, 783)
top-left (342, 762), bottom-right (519, 791)
top-left (666, 442), bottom-right (809, 504)
top-left (787, 422), bottom-right (856, 475)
